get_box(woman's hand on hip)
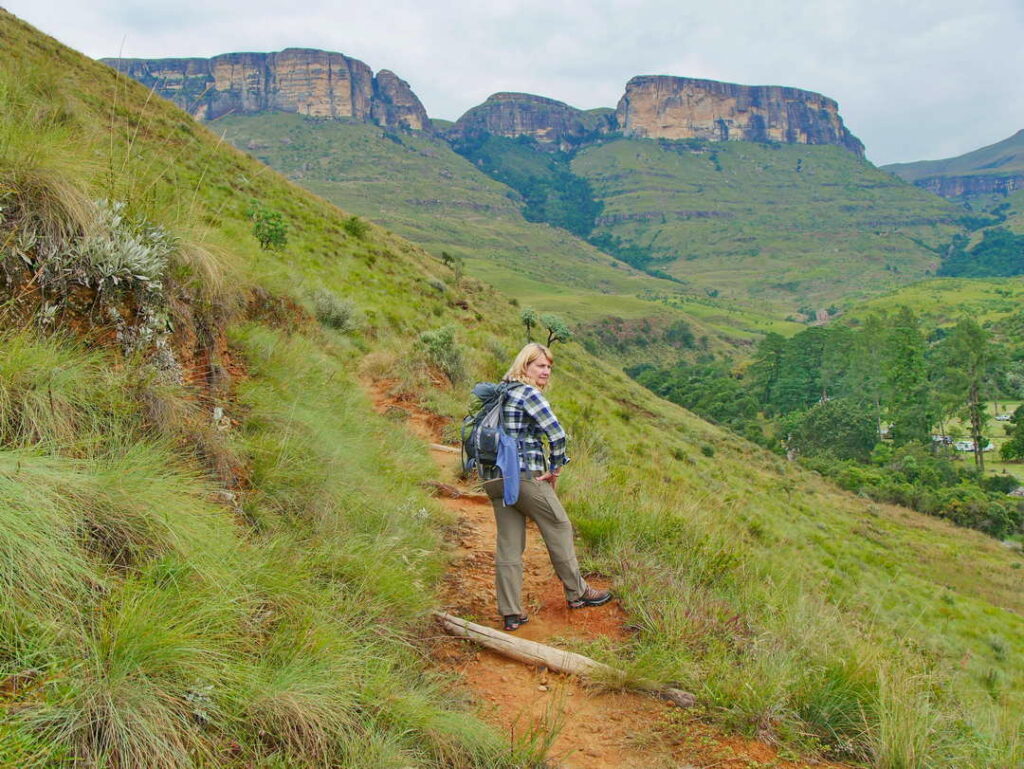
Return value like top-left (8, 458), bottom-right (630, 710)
top-left (537, 471), bottom-right (559, 487)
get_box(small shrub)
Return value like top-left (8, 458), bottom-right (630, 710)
top-left (701, 444), bottom-right (715, 457)
top-left (309, 289), bottom-right (362, 333)
top-left (427, 278), bottom-right (446, 294)
top-left (418, 325), bottom-right (465, 384)
top-left (343, 215), bottom-right (370, 240)
top-left (246, 199), bottom-right (287, 250)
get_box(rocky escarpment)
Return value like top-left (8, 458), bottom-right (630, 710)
top-left (451, 77), bottom-right (863, 156)
top-left (911, 174), bottom-right (1024, 199)
top-left (449, 92), bottom-right (614, 149)
top-left (884, 130), bottom-right (1024, 199)
top-left (616, 76), bottom-right (864, 156)
top-left (102, 49), bottom-right (430, 131)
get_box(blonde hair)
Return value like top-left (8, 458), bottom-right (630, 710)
top-left (503, 343), bottom-right (553, 389)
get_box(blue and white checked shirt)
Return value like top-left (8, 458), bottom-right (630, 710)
top-left (501, 382), bottom-right (570, 473)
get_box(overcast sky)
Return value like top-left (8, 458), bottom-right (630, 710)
top-left (6, 0), bottom-right (1022, 165)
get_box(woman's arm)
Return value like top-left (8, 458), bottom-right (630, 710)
top-left (521, 388), bottom-right (570, 473)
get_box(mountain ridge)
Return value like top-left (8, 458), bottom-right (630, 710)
top-left (104, 48), bottom-right (864, 155)
top-left (102, 48), bottom-right (431, 131)
top-left (884, 129), bottom-right (1024, 199)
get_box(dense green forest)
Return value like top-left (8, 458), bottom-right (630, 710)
top-left (938, 227), bottom-right (1024, 277)
top-left (630, 309), bottom-right (1024, 538)
top-left (449, 133), bottom-right (603, 238)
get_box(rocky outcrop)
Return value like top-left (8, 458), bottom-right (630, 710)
top-left (371, 69), bottom-right (430, 131)
top-left (449, 93), bottom-right (614, 149)
top-left (451, 77), bottom-right (863, 155)
top-left (102, 49), bottom-right (430, 131)
top-left (911, 174), bottom-right (1024, 199)
top-left (616, 76), bottom-right (864, 156)
top-left (883, 130), bottom-right (1024, 198)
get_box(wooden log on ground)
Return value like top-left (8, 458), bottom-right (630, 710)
top-left (435, 611), bottom-right (695, 707)
top-left (429, 443), bottom-right (460, 454)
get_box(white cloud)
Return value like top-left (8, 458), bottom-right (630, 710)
top-left (5, 0), bottom-right (1022, 164)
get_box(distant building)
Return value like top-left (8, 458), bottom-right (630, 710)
top-left (953, 440), bottom-right (995, 452)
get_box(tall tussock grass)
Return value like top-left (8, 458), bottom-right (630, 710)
top-left (0, 324), bottom-right (543, 767)
top-left (547, 345), bottom-right (1024, 767)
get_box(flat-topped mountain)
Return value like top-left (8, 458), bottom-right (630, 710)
top-left (450, 77), bottom-right (863, 156)
top-left (106, 50), bottom-right (863, 156)
top-left (616, 76), bottom-right (864, 156)
top-left (884, 129), bottom-right (1024, 199)
top-left (449, 92), bottom-right (614, 148)
top-left (102, 49), bottom-right (431, 131)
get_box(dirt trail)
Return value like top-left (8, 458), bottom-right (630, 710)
top-left (369, 381), bottom-right (849, 769)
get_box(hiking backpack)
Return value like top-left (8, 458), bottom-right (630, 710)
top-left (461, 381), bottom-right (519, 473)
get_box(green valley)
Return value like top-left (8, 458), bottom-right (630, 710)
top-left (211, 112), bottom-right (797, 362)
top-left (572, 138), bottom-right (960, 311)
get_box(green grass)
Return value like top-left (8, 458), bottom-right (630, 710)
top-left (4, 8), bottom-right (1024, 767)
top-left (572, 138), bottom-right (960, 312)
top-left (208, 112), bottom-right (791, 361)
top-left (846, 276), bottom-right (1024, 329)
top-left (0, 13), bottom-right (545, 767)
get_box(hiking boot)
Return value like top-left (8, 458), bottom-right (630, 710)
top-left (503, 614), bottom-right (529, 632)
top-left (567, 587), bottom-right (612, 609)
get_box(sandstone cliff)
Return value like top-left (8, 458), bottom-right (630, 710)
top-left (450, 77), bottom-right (863, 155)
top-left (102, 49), bottom-right (430, 131)
top-left (449, 92), bottom-right (614, 149)
top-left (616, 76), bottom-right (864, 156)
top-left (911, 174), bottom-right (1024, 198)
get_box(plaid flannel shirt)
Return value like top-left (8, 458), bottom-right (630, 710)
top-left (501, 383), bottom-right (570, 473)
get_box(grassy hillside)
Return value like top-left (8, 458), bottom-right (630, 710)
top-left (209, 112), bottom-right (799, 362)
top-left (885, 129), bottom-right (1024, 184)
top-left (2, 10), bottom-right (1024, 769)
top-left (572, 138), bottom-right (960, 312)
top-left (847, 276), bottom-right (1024, 328)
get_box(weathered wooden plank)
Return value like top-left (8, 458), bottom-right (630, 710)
top-left (435, 611), bottom-right (695, 707)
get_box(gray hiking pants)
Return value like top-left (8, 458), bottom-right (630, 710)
top-left (483, 473), bottom-right (589, 617)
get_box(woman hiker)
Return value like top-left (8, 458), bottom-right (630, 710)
top-left (482, 342), bottom-right (612, 632)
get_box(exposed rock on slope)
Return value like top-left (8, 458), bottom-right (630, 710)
top-left (449, 77), bottom-right (863, 156)
top-left (371, 69), bottom-right (431, 131)
top-left (102, 49), bottom-right (431, 131)
top-left (450, 92), bottom-right (614, 148)
top-left (616, 76), bottom-right (864, 156)
top-left (106, 49), bottom-right (863, 155)
top-left (884, 129), bottom-right (1024, 199)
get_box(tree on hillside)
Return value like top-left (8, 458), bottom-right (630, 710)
top-left (884, 307), bottom-right (933, 445)
top-left (935, 318), bottom-right (1002, 472)
top-left (772, 327), bottom-right (829, 414)
top-left (520, 307), bottom-right (537, 342)
top-left (1000, 405), bottom-right (1024, 462)
top-left (819, 324), bottom-right (856, 401)
top-left (787, 399), bottom-right (878, 461)
top-left (843, 314), bottom-right (888, 436)
top-left (747, 332), bottom-right (786, 411)
top-left (540, 313), bottom-right (573, 346)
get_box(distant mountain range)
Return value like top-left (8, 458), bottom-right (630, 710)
top-left (884, 130), bottom-right (1024, 199)
top-left (105, 48), bottom-right (963, 320)
top-left (103, 50), bottom-right (864, 155)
